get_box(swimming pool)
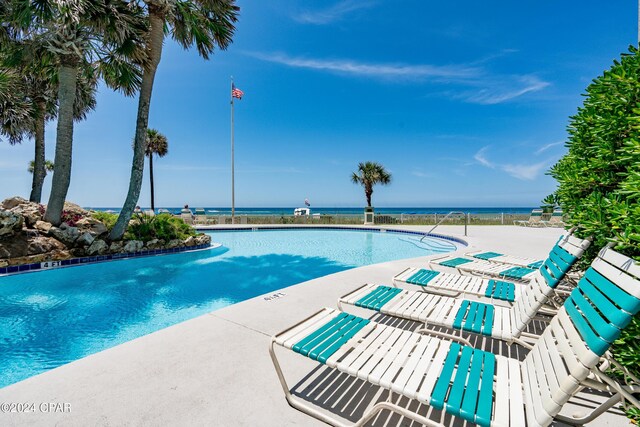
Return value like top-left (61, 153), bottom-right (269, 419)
top-left (0, 228), bottom-right (460, 388)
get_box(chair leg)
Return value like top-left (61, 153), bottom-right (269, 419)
top-left (269, 338), bottom-right (350, 427)
top-left (554, 393), bottom-right (622, 425)
top-left (353, 400), bottom-right (445, 427)
top-left (269, 339), bottom-right (445, 427)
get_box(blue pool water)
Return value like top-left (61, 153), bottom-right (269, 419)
top-left (0, 228), bottom-right (459, 388)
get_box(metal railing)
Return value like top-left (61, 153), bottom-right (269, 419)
top-left (421, 211), bottom-right (468, 240)
top-left (190, 212), bottom-right (531, 226)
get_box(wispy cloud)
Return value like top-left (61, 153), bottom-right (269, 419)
top-left (248, 52), bottom-right (479, 80)
top-left (473, 146), bottom-right (495, 168)
top-left (248, 52), bottom-right (549, 104)
top-left (156, 164), bottom-right (306, 174)
top-left (294, 1), bottom-right (377, 25)
top-left (501, 161), bottom-right (550, 180)
top-left (411, 170), bottom-right (432, 178)
top-left (535, 141), bottom-right (563, 155)
top-left (155, 165), bottom-right (226, 172)
top-left (473, 146), bottom-right (552, 180)
top-left (461, 75), bottom-right (550, 105)
top-left (469, 49), bottom-right (519, 66)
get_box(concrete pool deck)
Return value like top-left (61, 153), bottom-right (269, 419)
top-left (0, 225), bottom-right (629, 426)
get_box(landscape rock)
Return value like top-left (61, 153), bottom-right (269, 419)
top-left (47, 249), bottom-right (72, 261)
top-left (167, 239), bottom-right (183, 249)
top-left (145, 239), bottom-right (165, 250)
top-left (75, 217), bottom-right (107, 236)
top-left (1, 196), bottom-right (29, 210)
top-left (86, 239), bottom-right (108, 256)
top-left (27, 236), bottom-right (66, 255)
top-left (109, 241), bottom-right (124, 253)
top-left (62, 202), bottom-right (88, 217)
top-left (49, 226), bottom-right (80, 245)
top-left (0, 210), bottom-right (24, 237)
top-left (9, 202), bottom-right (43, 227)
top-left (0, 260), bottom-right (7, 267)
top-left (34, 220), bottom-right (52, 233)
top-left (75, 232), bottom-right (95, 247)
top-left (1, 198), bottom-right (210, 266)
top-left (71, 247), bottom-right (86, 257)
top-left (0, 234), bottom-right (28, 258)
top-left (123, 240), bottom-right (143, 253)
top-left (0, 244), bottom-right (10, 259)
top-left (8, 250), bottom-right (71, 266)
top-left (194, 234), bottom-right (211, 246)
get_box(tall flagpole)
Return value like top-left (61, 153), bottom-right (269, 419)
top-left (230, 77), bottom-right (235, 224)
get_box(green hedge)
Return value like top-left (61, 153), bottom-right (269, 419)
top-left (549, 46), bottom-right (640, 419)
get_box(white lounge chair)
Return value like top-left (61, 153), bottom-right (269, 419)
top-left (465, 249), bottom-right (544, 268)
top-left (514, 208), bottom-right (545, 226)
top-left (194, 208), bottom-right (208, 225)
top-left (541, 208), bottom-right (566, 228)
top-left (396, 233), bottom-right (590, 302)
top-left (339, 275), bottom-right (554, 347)
top-left (340, 234), bottom-right (591, 344)
top-left (431, 256), bottom-right (539, 281)
top-left (270, 246), bottom-right (640, 427)
top-left (430, 233), bottom-right (591, 283)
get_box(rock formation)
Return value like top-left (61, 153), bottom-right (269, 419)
top-left (0, 196), bottom-right (212, 267)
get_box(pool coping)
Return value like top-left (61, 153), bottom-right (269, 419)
top-left (0, 243), bottom-right (221, 277)
top-left (197, 224), bottom-right (469, 247)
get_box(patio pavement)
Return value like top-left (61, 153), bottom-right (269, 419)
top-left (0, 225), bottom-right (630, 426)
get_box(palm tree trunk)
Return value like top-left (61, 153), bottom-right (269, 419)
top-left (365, 184), bottom-right (373, 207)
top-left (29, 99), bottom-right (46, 203)
top-left (44, 60), bottom-right (78, 225)
top-left (149, 154), bottom-right (155, 212)
top-left (109, 10), bottom-right (164, 240)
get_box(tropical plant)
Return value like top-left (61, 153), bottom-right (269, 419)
top-left (145, 128), bottom-right (168, 212)
top-left (548, 46), bottom-right (640, 421)
top-left (109, 0), bottom-right (240, 240)
top-left (125, 213), bottom-right (195, 242)
top-left (90, 211), bottom-right (118, 231)
top-left (351, 161), bottom-right (392, 207)
top-left (5, 0), bottom-right (147, 224)
top-left (28, 159), bottom-right (54, 174)
top-left (540, 193), bottom-right (559, 214)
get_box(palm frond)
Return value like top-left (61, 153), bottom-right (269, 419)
top-left (171, 0), bottom-right (239, 59)
top-left (146, 128), bottom-right (169, 157)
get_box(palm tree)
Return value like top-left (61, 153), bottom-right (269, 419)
top-left (0, 34), bottom-right (105, 204)
top-left (110, 0), bottom-right (240, 240)
top-left (351, 162), bottom-right (392, 208)
top-left (2, 38), bottom-right (61, 203)
top-left (44, 1), bottom-right (146, 225)
top-left (28, 159), bottom-right (54, 175)
top-left (145, 128), bottom-right (168, 212)
top-left (6, 0), bottom-right (147, 224)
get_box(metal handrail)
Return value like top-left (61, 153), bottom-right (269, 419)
top-left (420, 211), bottom-right (467, 241)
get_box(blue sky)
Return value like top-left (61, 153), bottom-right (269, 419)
top-left (1, 1), bottom-right (636, 207)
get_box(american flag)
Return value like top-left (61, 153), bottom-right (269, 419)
top-left (232, 84), bottom-right (244, 100)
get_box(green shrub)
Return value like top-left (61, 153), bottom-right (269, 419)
top-left (549, 46), bottom-right (640, 420)
top-left (91, 211), bottom-right (118, 231)
top-left (124, 213), bottom-right (196, 242)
